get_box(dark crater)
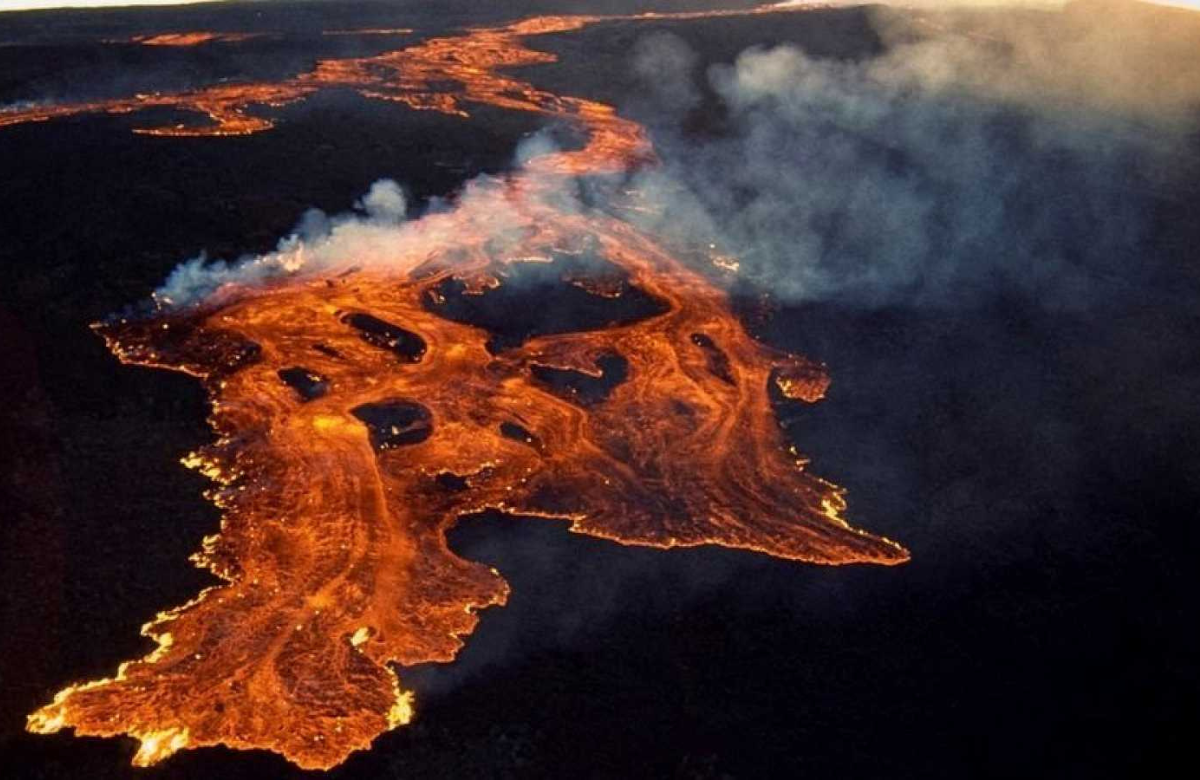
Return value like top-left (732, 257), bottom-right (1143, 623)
top-left (350, 399), bottom-right (433, 450)
top-left (341, 311), bottom-right (426, 362)
top-left (311, 342), bottom-right (343, 359)
top-left (277, 366), bottom-right (329, 401)
top-left (530, 352), bottom-right (628, 407)
top-left (499, 420), bottom-right (543, 451)
top-left (425, 248), bottom-right (668, 353)
top-left (434, 471), bottom-right (470, 492)
top-left (689, 332), bottom-right (734, 385)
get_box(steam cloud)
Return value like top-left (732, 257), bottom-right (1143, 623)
top-left (626, 2), bottom-right (1200, 309)
top-left (153, 134), bottom-right (568, 308)
top-left (153, 2), bottom-right (1198, 316)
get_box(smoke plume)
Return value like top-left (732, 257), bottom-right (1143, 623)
top-left (152, 137), bottom-right (575, 309)
top-left (151, 2), bottom-right (1199, 316)
top-left (625, 1), bottom-right (1200, 310)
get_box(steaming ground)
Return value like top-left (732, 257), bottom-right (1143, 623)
top-left (2, 1), bottom-right (1199, 777)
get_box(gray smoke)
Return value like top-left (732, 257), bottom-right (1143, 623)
top-left (150, 3), bottom-right (1200, 314)
top-left (624, 2), bottom-right (1200, 310)
top-left (151, 133), bottom-right (580, 308)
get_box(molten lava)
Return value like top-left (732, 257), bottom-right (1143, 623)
top-left (129, 32), bottom-right (263, 46)
top-left (0, 5), bottom-right (800, 138)
top-left (26, 5), bottom-right (908, 770)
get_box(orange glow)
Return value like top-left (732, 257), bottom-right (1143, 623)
top-left (25, 5), bottom-right (908, 770)
top-left (0, 4), bottom-right (804, 138)
top-left (129, 32), bottom-right (263, 46)
top-left (0, 82), bottom-right (315, 136)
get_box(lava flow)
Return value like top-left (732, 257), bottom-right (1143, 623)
top-left (26, 6), bottom-right (908, 771)
top-left (129, 32), bottom-right (264, 46)
top-left (0, 4), bottom-right (807, 138)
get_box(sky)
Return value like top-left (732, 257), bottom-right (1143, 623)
top-left (0, 0), bottom-right (223, 10)
top-left (0, 0), bottom-right (1196, 16)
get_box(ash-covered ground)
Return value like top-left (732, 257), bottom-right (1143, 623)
top-left (2, 1), bottom-right (1198, 777)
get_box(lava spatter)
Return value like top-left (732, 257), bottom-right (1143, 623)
top-left (27, 5), bottom-right (908, 770)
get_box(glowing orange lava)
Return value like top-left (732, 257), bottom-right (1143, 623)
top-left (0, 82), bottom-right (314, 137)
top-left (129, 31), bottom-right (263, 46)
top-left (0, 4), bottom-right (800, 138)
top-left (26, 6), bottom-right (908, 770)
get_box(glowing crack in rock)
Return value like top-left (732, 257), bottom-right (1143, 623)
top-left (26, 5), bottom-right (908, 770)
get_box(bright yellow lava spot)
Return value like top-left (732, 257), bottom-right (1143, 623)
top-left (147, 631), bottom-right (175, 662)
top-left (181, 452), bottom-right (225, 480)
top-left (820, 496), bottom-right (849, 526)
top-left (386, 690), bottom-right (414, 728)
top-left (349, 626), bottom-right (371, 647)
top-left (710, 254), bottom-right (740, 272)
top-left (26, 707), bottom-right (65, 734)
top-left (133, 727), bottom-right (190, 767)
top-left (312, 415), bottom-right (351, 432)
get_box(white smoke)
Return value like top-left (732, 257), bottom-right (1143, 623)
top-left (355, 179), bottom-right (409, 223)
top-left (148, 126), bottom-right (606, 310)
top-left (152, 194), bottom-right (420, 308)
top-left (148, 3), bottom-right (1199, 313)
top-left (624, 2), bottom-right (1200, 309)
